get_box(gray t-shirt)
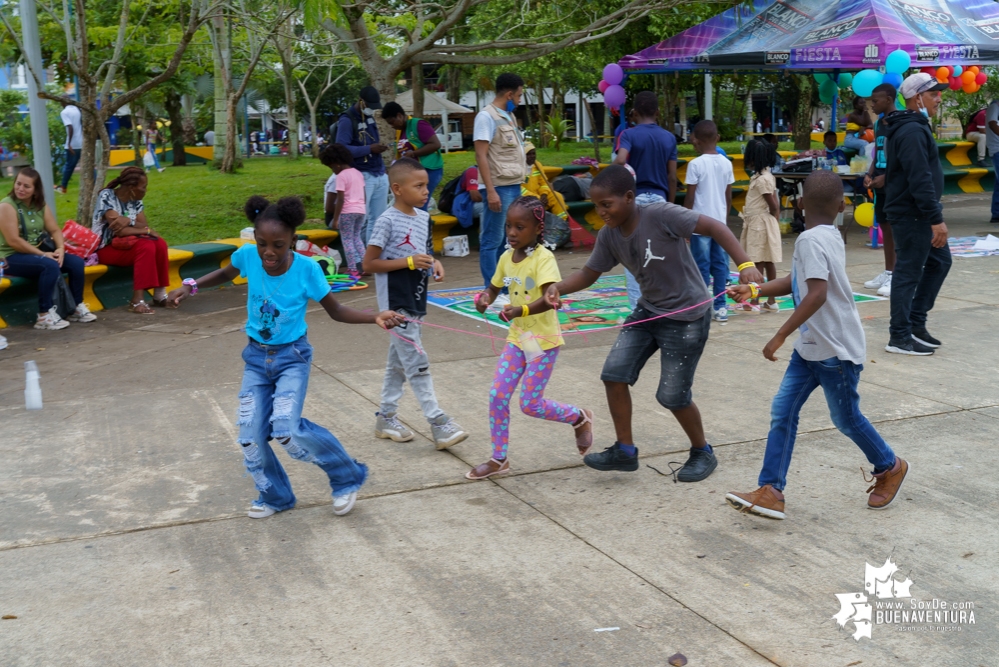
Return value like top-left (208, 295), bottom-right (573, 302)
top-left (368, 206), bottom-right (432, 317)
top-left (987, 100), bottom-right (999, 155)
top-left (585, 202), bottom-right (710, 321)
top-left (791, 224), bottom-right (866, 364)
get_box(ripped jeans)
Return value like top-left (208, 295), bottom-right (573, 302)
top-left (237, 336), bottom-right (368, 511)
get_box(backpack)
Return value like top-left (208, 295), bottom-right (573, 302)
top-left (436, 173), bottom-right (464, 215)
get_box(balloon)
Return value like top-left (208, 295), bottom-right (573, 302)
top-left (603, 84), bottom-right (626, 109)
top-left (969, 66), bottom-right (980, 75)
top-left (961, 70), bottom-right (976, 84)
top-left (885, 49), bottom-right (911, 74)
top-left (977, 72), bottom-right (989, 86)
top-left (936, 67), bottom-right (950, 83)
top-left (602, 63), bottom-right (624, 86)
top-left (952, 65), bottom-right (963, 77)
top-left (813, 73), bottom-right (829, 83)
top-left (852, 69), bottom-right (883, 97)
top-left (963, 83), bottom-right (976, 94)
top-left (946, 66), bottom-right (955, 76)
top-left (897, 93), bottom-right (905, 108)
top-left (837, 73), bottom-right (853, 89)
top-left (819, 79), bottom-right (838, 104)
top-left (883, 72), bottom-right (903, 90)
top-left (854, 203), bottom-right (875, 227)
top-left (921, 66), bottom-right (936, 76)
top-left (949, 77), bottom-right (962, 91)
top-left (598, 80), bottom-right (610, 93)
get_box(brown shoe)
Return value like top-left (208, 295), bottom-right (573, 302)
top-left (573, 408), bottom-right (594, 456)
top-left (465, 458), bottom-right (510, 480)
top-left (866, 457), bottom-right (908, 509)
top-left (725, 485), bottom-right (786, 520)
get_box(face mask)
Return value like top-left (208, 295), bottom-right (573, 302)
top-left (505, 99), bottom-right (517, 113)
top-left (362, 107), bottom-right (375, 117)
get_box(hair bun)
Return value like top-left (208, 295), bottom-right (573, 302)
top-left (244, 195), bottom-right (270, 222)
top-left (275, 196), bottom-right (306, 229)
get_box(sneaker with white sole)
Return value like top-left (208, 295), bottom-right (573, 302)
top-left (712, 306), bottom-right (728, 324)
top-left (876, 274), bottom-right (892, 297)
top-left (885, 338), bottom-right (934, 356)
top-left (34, 307), bottom-right (70, 330)
top-left (67, 302), bottom-right (97, 323)
top-left (332, 490), bottom-right (357, 515)
top-left (374, 412), bottom-right (414, 442)
top-left (864, 270), bottom-right (891, 290)
top-left (430, 414), bottom-right (468, 450)
top-left (0, 333), bottom-right (7, 350)
top-left (247, 504), bottom-right (276, 519)
top-left (911, 328), bottom-right (941, 349)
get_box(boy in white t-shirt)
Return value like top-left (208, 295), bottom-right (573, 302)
top-left (684, 120), bottom-right (735, 323)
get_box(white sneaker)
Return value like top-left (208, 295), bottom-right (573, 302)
top-left (0, 334), bottom-right (7, 350)
top-left (430, 414), bottom-right (468, 450)
top-left (877, 274), bottom-right (892, 297)
top-left (68, 302), bottom-right (97, 323)
top-left (157, 167), bottom-right (166, 173)
top-left (332, 491), bottom-right (357, 516)
top-left (712, 306), bottom-right (728, 324)
top-left (864, 270), bottom-right (891, 290)
top-left (34, 307), bottom-right (70, 330)
top-left (247, 504), bottom-right (276, 519)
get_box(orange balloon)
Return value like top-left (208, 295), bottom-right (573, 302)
top-left (969, 66), bottom-right (980, 75)
top-left (963, 82), bottom-right (977, 94)
top-left (961, 70), bottom-right (976, 84)
top-left (936, 67), bottom-right (950, 82)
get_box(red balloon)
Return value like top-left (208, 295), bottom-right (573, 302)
top-left (946, 66), bottom-right (955, 76)
top-left (949, 77), bottom-right (962, 91)
top-left (598, 80), bottom-right (610, 93)
top-left (976, 72), bottom-right (988, 86)
top-left (921, 66), bottom-right (936, 76)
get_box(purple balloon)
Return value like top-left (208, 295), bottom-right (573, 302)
top-left (604, 84), bottom-right (626, 109)
top-left (598, 80), bottom-right (610, 93)
top-left (603, 63), bottom-right (624, 86)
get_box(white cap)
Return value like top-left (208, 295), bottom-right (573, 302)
top-left (898, 73), bottom-right (948, 100)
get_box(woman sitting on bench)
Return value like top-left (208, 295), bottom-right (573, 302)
top-left (92, 166), bottom-right (171, 314)
top-left (0, 166), bottom-right (96, 329)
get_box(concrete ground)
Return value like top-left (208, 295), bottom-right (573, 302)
top-left (1, 194), bottom-right (997, 666)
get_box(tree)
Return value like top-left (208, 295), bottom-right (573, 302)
top-left (0, 0), bottom-right (220, 223)
top-left (288, 34), bottom-right (356, 157)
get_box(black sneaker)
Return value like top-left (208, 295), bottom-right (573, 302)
top-left (885, 338), bottom-right (934, 356)
top-left (676, 446), bottom-right (718, 482)
top-left (583, 442), bottom-right (639, 472)
top-left (990, 217), bottom-right (999, 224)
top-left (911, 328), bottom-right (941, 349)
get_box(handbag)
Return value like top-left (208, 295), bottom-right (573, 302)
top-left (52, 275), bottom-right (76, 319)
top-left (62, 220), bottom-right (101, 258)
top-left (111, 233), bottom-right (154, 251)
top-left (16, 206), bottom-right (56, 252)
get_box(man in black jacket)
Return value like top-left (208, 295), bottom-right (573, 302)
top-left (882, 73), bottom-right (952, 356)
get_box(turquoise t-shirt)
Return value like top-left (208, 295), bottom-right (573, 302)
top-left (229, 244), bottom-right (331, 345)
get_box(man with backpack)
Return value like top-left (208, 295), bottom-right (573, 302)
top-left (335, 86), bottom-right (390, 241)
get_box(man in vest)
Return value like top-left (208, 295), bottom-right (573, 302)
top-left (381, 101), bottom-right (443, 211)
top-left (474, 72), bottom-right (527, 285)
top-left (335, 85), bottom-right (390, 241)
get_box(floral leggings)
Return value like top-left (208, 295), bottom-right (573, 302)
top-left (490, 342), bottom-right (580, 460)
top-left (338, 212), bottom-right (366, 272)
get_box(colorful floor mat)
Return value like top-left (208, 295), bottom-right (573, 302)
top-left (948, 236), bottom-right (999, 259)
top-left (427, 274), bottom-right (886, 333)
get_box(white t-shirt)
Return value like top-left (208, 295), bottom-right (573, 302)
top-left (684, 153), bottom-right (735, 225)
top-left (324, 173), bottom-right (337, 194)
top-left (61, 105), bottom-right (83, 150)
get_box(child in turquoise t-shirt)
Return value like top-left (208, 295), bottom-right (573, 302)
top-left (168, 194), bottom-right (403, 519)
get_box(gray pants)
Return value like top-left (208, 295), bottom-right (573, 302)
top-left (380, 315), bottom-right (443, 422)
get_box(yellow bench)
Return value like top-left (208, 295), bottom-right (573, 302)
top-left (430, 215), bottom-right (459, 253)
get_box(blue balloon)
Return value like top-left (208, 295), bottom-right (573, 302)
top-left (852, 69), bottom-right (884, 97)
top-left (885, 49), bottom-right (911, 75)
top-left (883, 72), bottom-right (903, 90)
top-left (953, 65), bottom-right (963, 77)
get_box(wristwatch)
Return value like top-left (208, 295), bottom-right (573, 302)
top-left (182, 278), bottom-right (198, 295)
top-left (128, 216), bottom-right (136, 227)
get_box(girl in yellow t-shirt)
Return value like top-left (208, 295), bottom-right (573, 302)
top-left (467, 196), bottom-right (594, 480)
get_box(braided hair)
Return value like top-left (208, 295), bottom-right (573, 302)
top-left (510, 195), bottom-right (548, 250)
top-left (104, 166), bottom-right (146, 191)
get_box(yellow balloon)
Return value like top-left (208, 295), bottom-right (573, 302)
top-left (854, 202), bottom-right (875, 227)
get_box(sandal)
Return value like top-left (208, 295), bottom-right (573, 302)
top-left (465, 458), bottom-right (510, 480)
top-left (762, 302), bottom-right (780, 313)
top-left (573, 408), bottom-right (594, 456)
top-left (734, 302), bottom-right (761, 313)
top-left (151, 297), bottom-right (169, 308)
top-left (128, 300), bottom-right (155, 314)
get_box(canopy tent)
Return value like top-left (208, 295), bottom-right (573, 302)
top-left (620, 0), bottom-right (999, 73)
top-left (394, 89), bottom-right (474, 116)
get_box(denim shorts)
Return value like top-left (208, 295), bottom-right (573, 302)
top-left (600, 307), bottom-right (711, 410)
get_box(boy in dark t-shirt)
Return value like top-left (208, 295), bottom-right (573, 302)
top-left (545, 165), bottom-right (763, 482)
top-left (863, 83), bottom-right (898, 296)
top-left (364, 158), bottom-right (468, 450)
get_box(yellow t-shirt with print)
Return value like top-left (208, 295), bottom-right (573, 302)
top-left (490, 246), bottom-right (563, 350)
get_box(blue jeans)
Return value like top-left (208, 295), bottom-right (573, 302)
top-left (146, 143), bottom-right (161, 170)
top-left (843, 134), bottom-right (872, 157)
top-left (991, 154), bottom-right (999, 218)
top-left (3, 252), bottom-right (84, 313)
top-left (363, 171), bottom-right (390, 243)
top-left (689, 234), bottom-right (729, 310)
top-left (479, 183), bottom-right (521, 285)
top-left (887, 219), bottom-right (952, 340)
top-left (422, 167), bottom-right (444, 212)
top-left (760, 351), bottom-right (895, 491)
top-left (61, 149), bottom-right (80, 189)
top-left (626, 193), bottom-right (669, 309)
top-left (236, 336), bottom-right (368, 512)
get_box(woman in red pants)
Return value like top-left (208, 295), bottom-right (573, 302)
top-left (92, 166), bottom-right (170, 313)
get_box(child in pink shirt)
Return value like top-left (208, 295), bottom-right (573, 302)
top-left (321, 143), bottom-right (367, 275)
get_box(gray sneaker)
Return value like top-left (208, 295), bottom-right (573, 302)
top-left (374, 412), bottom-right (414, 442)
top-left (430, 414), bottom-right (468, 450)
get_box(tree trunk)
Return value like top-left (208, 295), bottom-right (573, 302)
top-left (584, 98), bottom-right (600, 162)
top-left (222, 93), bottom-right (242, 173)
top-left (91, 118), bottom-right (113, 215)
top-left (446, 65), bottom-right (460, 103)
top-left (132, 108), bottom-right (144, 168)
top-left (744, 90), bottom-right (754, 136)
top-left (181, 94), bottom-right (197, 144)
top-left (537, 85), bottom-right (546, 148)
top-left (76, 83), bottom-right (100, 224)
top-left (164, 91), bottom-right (187, 166)
top-left (412, 64), bottom-right (424, 117)
top-left (793, 75), bottom-right (814, 150)
top-left (309, 102), bottom-right (320, 158)
top-left (373, 76), bottom-right (399, 170)
top-left (679, 94), bottom-right (687, 141)
top-left (212, 14), bottom-right (229, 167)
top-left (280, 55), bottom-right (298, 158)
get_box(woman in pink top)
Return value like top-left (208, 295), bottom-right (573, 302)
top-left (321, 143), bottom-right (368, 275)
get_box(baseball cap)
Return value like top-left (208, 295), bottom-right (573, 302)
top-left (898, 73), bottom-right (948, 100)
top-left (359, 86), bottom-right (382, 109)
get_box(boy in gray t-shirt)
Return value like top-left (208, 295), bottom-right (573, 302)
top-left (725, 171), bottom-right (908, 521)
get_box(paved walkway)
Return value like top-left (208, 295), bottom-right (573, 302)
top-left (1, 194), bottom-right (996, 665)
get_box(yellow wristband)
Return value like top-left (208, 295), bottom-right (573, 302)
top-left (407, 255), bottom-right (415, 270)
top-left (737, 261), bottom-right (756, 272)
top-left (749, 282), bottom-right (760, 299)
top-left (521, 304), bottom-right (530, 318)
